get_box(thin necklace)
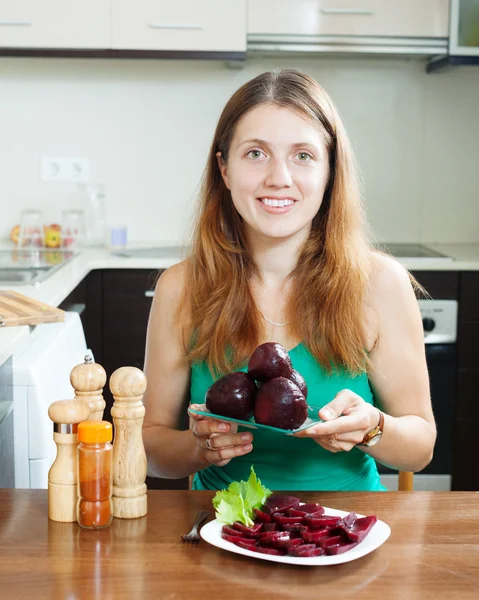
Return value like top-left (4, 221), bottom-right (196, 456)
top-left (260, 312), bottom-right (290, 328)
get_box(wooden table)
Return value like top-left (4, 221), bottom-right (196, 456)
top-left (1, 490), bottom-right (478, 599)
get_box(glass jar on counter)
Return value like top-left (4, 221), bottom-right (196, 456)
top-left (77, 421), bottom-right (113, 530)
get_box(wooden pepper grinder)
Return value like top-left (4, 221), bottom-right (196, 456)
top-left (70, 355), bottom-right (107, 421)
top-left (110, 367), bottom-right (148, 519)
top-left (47, 399), bottom-right (91, 522)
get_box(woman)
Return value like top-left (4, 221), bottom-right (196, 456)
top-left (142, 69), bottom-right (436, 491)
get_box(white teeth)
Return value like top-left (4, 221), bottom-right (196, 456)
top-left (261, 198), bottom-right (295, 208)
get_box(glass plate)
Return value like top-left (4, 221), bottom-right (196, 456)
top-left (200, 506), bottom-right (391, 566)
top-left (188, 405), bottom-right (322, 435)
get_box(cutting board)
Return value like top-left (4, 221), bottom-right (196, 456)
top-left (0, 290), bottom-right (65, 327)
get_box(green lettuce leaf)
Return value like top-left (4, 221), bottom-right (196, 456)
top-left (212, 466), bottom-right (272, 526)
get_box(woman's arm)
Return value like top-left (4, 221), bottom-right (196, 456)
top-left (296, 254), bottom-right (436, 473)
top-left (142, 262), bottom-right (254, 479)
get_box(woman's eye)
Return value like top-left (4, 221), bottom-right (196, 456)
top-left (297, 152), bottom-right (312, 161)
top-left (247, 149), bottom-right (264, 159)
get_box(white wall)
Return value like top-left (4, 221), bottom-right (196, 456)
top-left (0, 55), bottom-right (478, 245)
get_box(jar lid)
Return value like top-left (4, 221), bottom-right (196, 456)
top-left (78, 420), bottom-right (112, 443)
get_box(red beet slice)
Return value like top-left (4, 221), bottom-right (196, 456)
top-left (338, 512), bottom-right (357, 529)
top-left (301, 528), bottom-right (330, 543)
top-left (222, 525), bottom-right (253, 538)
top-left (326, 541), bottom-right (358, 555)
top-left (259, 532), bottom-right (289, 545)
top-left (295, 504), bottom-right (324, 516)
top-left (272, 514), bottom-right (304, 526)
top-left (283, 524), bottom-right (307, 533)
top-left (261, 522), bottom-right (278, 532)
top-left (295, 547), bottom-right (325, 557)
top-left (318, 534), bottom-right (346, 549)
top-left (343, 515), bottom-right (377, 543)
top-left (290, 544), bottom-right (316, 556)
top-left (305, 515), bottom-right (341, 528)
top-left (222, 533), bottom-right (251, 544)
top-left (253, 508), bottom-right (272, 523)
top-left (237, 540), bottom-right (259, 551)
top-left (263, 494), bottom-right (301, 514)
top-left (274, 537), bottom-right (303, 551)
top-left (256, 547), bottom-right (286, 556)
top-left (232, 521), bottom-right (262, 536)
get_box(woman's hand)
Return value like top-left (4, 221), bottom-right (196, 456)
top-left (188, 404), bottom-right (254, 467)
top-left (294, 390), bottom-right (380, 453)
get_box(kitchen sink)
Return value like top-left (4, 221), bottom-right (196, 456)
top-left (0, 249), bottom-right (77, 285)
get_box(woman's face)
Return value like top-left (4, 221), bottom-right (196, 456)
top-left (218, 103), bottom-right (330, 243)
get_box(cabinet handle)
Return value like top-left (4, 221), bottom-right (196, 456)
top-left (144, 290), bottom-right (155, 298)
top-left (320, 8), bottom-right (374, 16)
top-left (148, 22), bottom-right (203, 31)
top-left (0, 20), bottom-right (32, 27)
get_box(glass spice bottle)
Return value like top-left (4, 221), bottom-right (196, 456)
top-left (77, 420), bottom-right (113, 529)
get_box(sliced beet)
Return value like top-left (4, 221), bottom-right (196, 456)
top-left (261, 522), bottom-right (278, 532)
top-left (273, 537), bottom-right (303, 551)
top-left (319, 534), bottom-right (346, 549)
top-left (222, 533), bottom-right (251, 544)
top-left (263, 494), bottom-right (301, 514)
top-left (295, 547), bottom-right (325, 557)
top-left (258, 532), bottom-right (289, 545)
top-left (253, 508), bottom-right (272, 523)
top-left (232, 521), bottom-right (262, 536)
top-left (301, 528), bottom-right (330, 543)
top-left (283, 524), bottom-right (307, 533)
top-left (272, 514), bottom-right (304, 526)
top-left (338, 511), bottom-right (357, 529)
top-left (222, 525), bottom-right (252, 538)
top-left (256, 547), bottom-right (286, 556)
top-left (290, 544), bottom-right (316, 556)
top-left (237, 540), bottom-right (259, 551)
top-left (305, 515), bottom-right (341, 528)
top-left (343, 515), bottom-right (377, 543)
top-left (294, 503), bottom-right (324, 516)
top-left (326, 541), bottom-right (358, 555)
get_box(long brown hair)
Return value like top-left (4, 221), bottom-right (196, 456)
top-left (180, 69), bottom-right (374, 376)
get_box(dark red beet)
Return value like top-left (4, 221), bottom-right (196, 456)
top-left (205, 372), bottom-right (257, 420)
top-left (254, 377), bottom-right (308, 430)
top-left (264, 494), bottom-right (301, 514)
top-left (305, 515), bottom-right (341, 528)
top-left (288, 369), bottom-right (308, 398)
top-left (222, 525), bottom-right (252, 538)
top-left (272, 514), bottom-right (304, 526)
top-left (283, 524), bottom-right (307, 533)
top-left (253, 508), bottom-right (272, 522)
top-left (256, 547), bottom-right (286, 556)
top-left (248, 342), bottom-right (293, 382)
top-left (319, 534), bottom-right (346, 549)
top-left (338, 512), bottom-right (358, 529)
top-left (222, 533), bottom-right (251, 544)
top-left (343, 515), bottom-right (377, 543)
top-left (301, 528), bottom-right (330, 543)
top-left (237, 540), bottom-right (259, 551)
top-left (261, 522), bottom-right (278, 532)
top-left (326, 542), bottom-right (358, 555)
top-left (296, 547), bottom-right (325, 557)
top-left (232, 521), bottom-right (262, 536)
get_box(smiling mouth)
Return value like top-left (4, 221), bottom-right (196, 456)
top-left (257, 198), bottom-right (297, 208)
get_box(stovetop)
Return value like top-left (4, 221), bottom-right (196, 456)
top-left (380, 244), bottom-right (454, 261)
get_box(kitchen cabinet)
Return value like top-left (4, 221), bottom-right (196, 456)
top-left (248, 0), bottom-right (449, 38)
top-left (0, 0), bottom-right (110, 49)
top-left (111, 0), bottom-right (246, 52)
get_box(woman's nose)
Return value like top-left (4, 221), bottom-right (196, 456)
top-left (264, 158), bottom-right (293, 188)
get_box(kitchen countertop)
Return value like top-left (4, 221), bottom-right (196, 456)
top-left (0, 489), bottom-right (478, 600)
top-left (1, 242), bottom-right (479, 367)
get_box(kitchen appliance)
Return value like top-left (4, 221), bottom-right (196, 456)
top-left (378, 299), bottom-right (458, 491)
top-left (381, 243), bottom-right (454, 263)
top-left (0, 248), bottom-right (76, 285)
top-left (12, 311), bottom-right (89, 488)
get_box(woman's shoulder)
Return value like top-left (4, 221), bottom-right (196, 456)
top-left (367, 251), bottom-right (417, 315)
top-left (154, 260), bottom-right (188, 303)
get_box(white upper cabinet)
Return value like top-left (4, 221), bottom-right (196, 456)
top-left (248, 0), bottom-right (450, 39)
top-left (0, 0), bottom-right (110, 49)
top-left (111, 0), bottom-right (246, 52)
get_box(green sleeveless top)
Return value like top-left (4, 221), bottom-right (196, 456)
top-left (190, 343), bottom-right (386, 492)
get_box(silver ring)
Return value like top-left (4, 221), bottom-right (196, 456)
top-left (205, 437), bottom-right (214, 451)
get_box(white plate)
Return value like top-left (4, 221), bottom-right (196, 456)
top-left (200, 506), bottom-right (391, 566)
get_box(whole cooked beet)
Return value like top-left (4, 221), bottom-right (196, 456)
top-left (288, 369), bottom-right (308, 398)
top-left (205, 372), bottom-right (257, 420)
top-left (248, 342), bottom-right (293, 382)
top-left (254, 377), bottom-right (308, 430)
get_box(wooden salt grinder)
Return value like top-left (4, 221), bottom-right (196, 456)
top-left (110, 367), bottom-right (148, 519)
top-left (70, 355), bottom-right (107, 421)
top-left (47, 399), bottom-right (91, 522)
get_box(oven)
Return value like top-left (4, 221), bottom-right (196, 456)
top-left (378, 299), bottom-right (458, 491)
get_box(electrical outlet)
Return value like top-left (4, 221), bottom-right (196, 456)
top-left (41, 157), bottom-right (91, 183)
